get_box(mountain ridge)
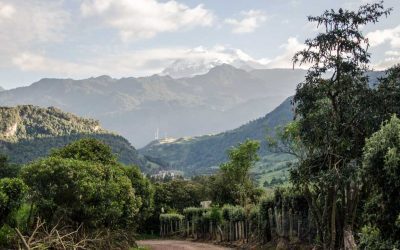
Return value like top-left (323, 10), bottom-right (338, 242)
top-left (0, 65), bottom-right (306, 147)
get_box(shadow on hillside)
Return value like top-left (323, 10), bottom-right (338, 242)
top-left (0, 133), bottom-right (168, 173)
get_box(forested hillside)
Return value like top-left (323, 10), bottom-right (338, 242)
top-left (140, 96), bottom-right (294, 177)
top-left (0, 105), bottom-right (161, 172)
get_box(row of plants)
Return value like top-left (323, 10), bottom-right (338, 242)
top-left (159, 187), bottom-right (311, 245)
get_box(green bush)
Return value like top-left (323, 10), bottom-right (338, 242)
top-left (208, 207), bottom-right (222, 224)
top-left (0, 224), bottom-right (15, 248)
top-left (159, 213), bottom-right (184, 223)
top-left (21, 156), bottom-right (140, 229)
top-left (359, 225), bottom-right (397, 250)
top-left (0, 178), bottom-right (27, 225)
top-left (221, 205), bottom-right (245, 222)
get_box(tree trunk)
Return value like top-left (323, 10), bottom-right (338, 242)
top-left (343, 226), bottom-right (357, 250)
top-left (330, 189), bottom-right (337, 250)
top-left (289, 208), bottom-right (293, 241)
top-left (192, 219), bottom-right (195, 238)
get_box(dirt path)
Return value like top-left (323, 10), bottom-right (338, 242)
top-left (137, 240), bottom-right (232, 250)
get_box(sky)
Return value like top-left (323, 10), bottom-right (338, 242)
top-left (0, 0), bottom-right (399, 89)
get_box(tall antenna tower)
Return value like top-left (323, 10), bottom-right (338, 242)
top-left (155, 128), bottom-right (159, 140)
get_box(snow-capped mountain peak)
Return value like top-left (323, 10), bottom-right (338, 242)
top-left (160, 46), bottom-right (270, 78)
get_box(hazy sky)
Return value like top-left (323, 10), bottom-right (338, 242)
top-left (0, 0), bottom-right (399, 89)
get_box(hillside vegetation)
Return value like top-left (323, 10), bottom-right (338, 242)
top-left (140, 97), bottom-right (295, 182)
top-left (0, 105), bottom-right (161, 171)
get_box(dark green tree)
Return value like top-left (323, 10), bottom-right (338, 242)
top-left (291, 2), bottom-right (391, 249)
top-left (361, 115), bottom-right (400, 247)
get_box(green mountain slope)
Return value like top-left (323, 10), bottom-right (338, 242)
top-left (0, 105), bottom-right (161, 172)
top-left (139, 97), bottom-right (295, 179)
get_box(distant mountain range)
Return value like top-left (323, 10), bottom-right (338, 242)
top-left (139, 97), bottom-right (294, 176)
top-left (0, 105), bottom-right (163, 172)
top-left (0, 86), bottom-right (4, 91)
top-left (0, 65), bottom-right (306, 147)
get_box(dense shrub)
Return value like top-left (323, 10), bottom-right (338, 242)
top-left (21, 157), bottom-right (141, 229)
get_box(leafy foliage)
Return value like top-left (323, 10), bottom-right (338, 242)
top-left (361, 115), bottom-right (400, 244)
top-left (212, 140), bottom-right (263, 206)
top-left (358, 225), bottom-right (397, 250)
top-left (51, 137), bottom-right (117, 165)
top-left (21, 140), bottom-right (141, 230)
top-left (0, 178), bottom-right (27, 225)
top-left (159, 213), bottom-right (184, 223)
top-left (125, 166), bottom-right (155, 227)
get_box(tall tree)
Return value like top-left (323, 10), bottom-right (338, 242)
top-left (213, 140), bottom-right (262, 206)
top-left (290, 2), bottom-right (391, 249)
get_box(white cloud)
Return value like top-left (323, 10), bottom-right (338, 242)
top-left (80, 0), bottom-right (214, 41)
top-left (386, 50), bottom-right (400, 57)
top-left (265, 37), bottom-right (306, 69)
top-left (366, 25), bottom-right (400, 70)
top-left (0, 0), bottom-right (69, 66)
top-left (367, 25), bottom-right (400, 48)
top-left (343, 0), bottom-right (371, 9)
top-left (11, 39), bottom-right (311, 79)
top-left (12, 45), bottom-right (272, 78)
top-left (225, 10), bottom-right (267, 34)
top-left (0, 2), bottom-right (14, 20)
top-left (12, 53), bottom-right (101, 75)
top-left (372, 50), bottom-right (400, 70)
top-left (373, 56), bottom-right (400, 70)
